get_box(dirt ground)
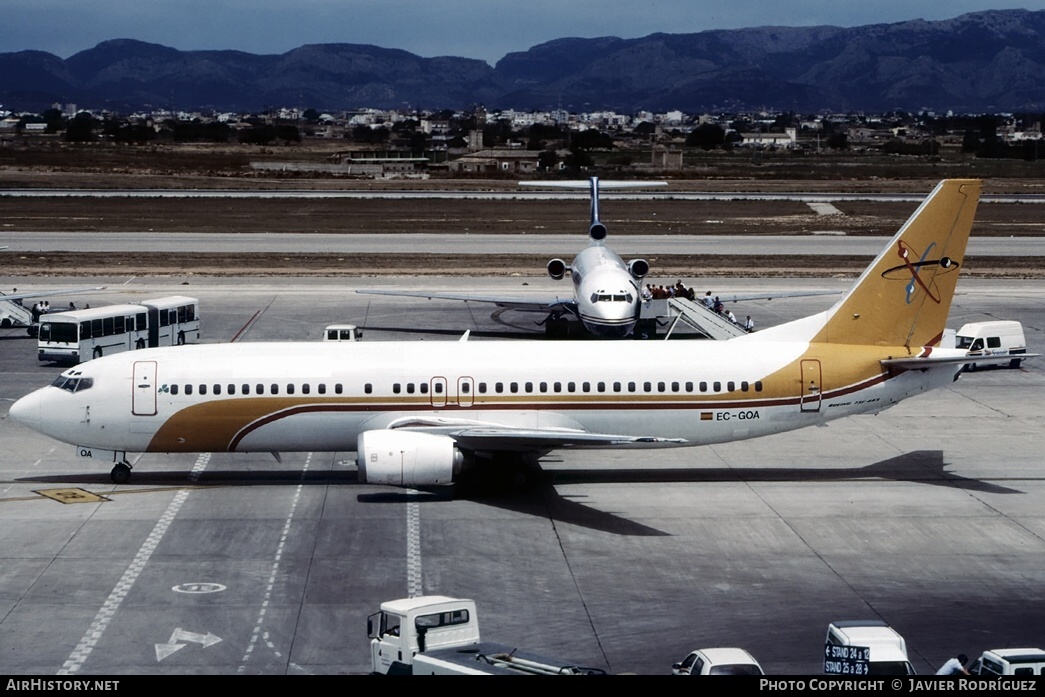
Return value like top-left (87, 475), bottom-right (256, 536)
top-left (1, 143), bottom-right (1043, 277)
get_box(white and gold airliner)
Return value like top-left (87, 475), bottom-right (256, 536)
top-left (359, 178), bottom-right (657, 338)
top-left (11, 180), bottom-right (988, 486)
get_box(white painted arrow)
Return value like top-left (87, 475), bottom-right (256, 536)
top-left (155, 627), bottom-right (223, 662)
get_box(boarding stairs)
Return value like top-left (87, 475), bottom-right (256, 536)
top-left (639, 297), bottom-right (748, 340)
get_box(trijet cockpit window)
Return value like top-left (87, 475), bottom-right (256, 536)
top-left (50, 375), bottom-right (94, 393)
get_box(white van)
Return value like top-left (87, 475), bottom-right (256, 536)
top-left (955, 321), bottom-right (1027, 369)
top-left (825, 620), bottom-right (916, 675)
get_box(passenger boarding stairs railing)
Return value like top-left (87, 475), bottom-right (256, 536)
top-left (640, 297), bottom-right (748, 340)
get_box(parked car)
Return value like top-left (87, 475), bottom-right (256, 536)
top-left (672, 647), bottom-right (764, 675)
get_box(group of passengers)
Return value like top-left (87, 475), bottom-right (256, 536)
top-left (642, 280), bottom-right (697, 301)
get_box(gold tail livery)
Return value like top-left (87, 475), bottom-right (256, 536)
top-left (10, 180), bottom-right (993, 486)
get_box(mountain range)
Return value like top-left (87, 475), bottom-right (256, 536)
top-left (2, 9), bottom-right (1044, 114)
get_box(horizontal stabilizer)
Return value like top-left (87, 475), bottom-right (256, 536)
top-left (882, 353), bottom-right (1039, 370)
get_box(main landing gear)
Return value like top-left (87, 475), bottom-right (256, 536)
top-left (110, 456), bottom-right (132, 484)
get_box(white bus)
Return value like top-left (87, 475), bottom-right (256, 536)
top-left (38, 296), bottom-right (200, 364)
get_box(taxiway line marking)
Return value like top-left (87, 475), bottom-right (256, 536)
top-left (238, 452), bottom-right (310, 671)
top-left (57, 453), bottom-right (211, 675)
top-left (406, 490), bottom-right (423, 598)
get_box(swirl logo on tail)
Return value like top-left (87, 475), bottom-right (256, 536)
top-left (882, 241), bottom-right (959, 304)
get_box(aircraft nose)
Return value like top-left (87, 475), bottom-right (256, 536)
top-left (9, 390), bottom-right (43, 432)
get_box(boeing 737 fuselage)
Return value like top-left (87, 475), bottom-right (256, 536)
top-left (10, 180), bottom-right (990, 487)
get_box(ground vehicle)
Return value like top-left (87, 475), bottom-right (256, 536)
top-left (672, 647), bottom-right (764, 675)
top-left (37, 296), bottom-right (199, 364)
top-left (322, 324), bottom-right (360, 341)
top-left (825, 620), bottom-right (915, 675)
top-left (969, 648), bottom-right (1045, 676)
top-left (368, 596), bottom-right (604, 675)
top-left (956, 321), bottom-right (1027, 369)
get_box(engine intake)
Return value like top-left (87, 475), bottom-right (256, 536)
top-left (547, 258), bottom-right (568, 280)
top-left (628, 258), bottom-right (650, 279)
top-left (357, 430), bottom-right (464, 487)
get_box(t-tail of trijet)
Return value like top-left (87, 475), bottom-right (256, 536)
top-left (751, 179), bottom-right (981, 350)
top-left (524, 177), bottom-right (662, 281)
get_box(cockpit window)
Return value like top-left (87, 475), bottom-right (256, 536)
top-left (50, 375), bottom-right (94, 393)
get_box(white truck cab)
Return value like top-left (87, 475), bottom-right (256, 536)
top-left (368, 596), bottom-right (478, 675)
top-left (956, 321), bottom-right (1027, 369)
top-left (970, 648), bottom-right (1045, 676)
top-left (825, 620), bottom-right (916, 675)
top-left (368, 595), bottom-right (605, 675)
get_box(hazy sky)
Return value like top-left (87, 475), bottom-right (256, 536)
top-left (3, 1), bottom-right (1044, 65)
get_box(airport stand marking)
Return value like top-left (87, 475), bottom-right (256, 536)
top-left (34, 488), bottom-right (110, 504)
top-left (172, 582), bottom-right (227, 594)
top-left (58, 453), bottom-right (211, 675)
top-left (238, 452), bottom-right (310, 672)
top-left (155, 628), bottom-right (223, 662)
top-left (406, 490), bottom-right (423, 598)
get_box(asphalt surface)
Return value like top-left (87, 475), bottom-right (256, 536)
top-left (3, 231), bottom-right (1045, 257)
top-left (0, 274), bottom-right (1043, 675)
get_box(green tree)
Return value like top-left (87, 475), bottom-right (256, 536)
top-left (685, 123), bottom-right (725, 150)
top-left (63, 113), bottom-right (97, 142)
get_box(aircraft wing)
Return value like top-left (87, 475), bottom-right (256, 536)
top-left (384, 415), bottom-right (686, 450)
top-left (0, 286), bottom-right (106, 303)
top-left (356, 289), bottom-right (574, 314)
top-left (715, 290), bottom-right (840, 303)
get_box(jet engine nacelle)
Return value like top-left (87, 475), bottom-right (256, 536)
top-left (356, 430), bottom-right (464, 487)
top-left (628, 258), bottom-right (650, 280)
top-left (547, 258), bottom-right (568, 281)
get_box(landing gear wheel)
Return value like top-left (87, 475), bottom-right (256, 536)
top-left (111, 463), bottom-right (131, 484)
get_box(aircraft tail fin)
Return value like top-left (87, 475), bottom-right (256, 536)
top-left (749, 180), bottom-right (981, 349)
top-left (518, 178), bottom-right (666, 243)
top-left (815, 179), bottom-right (980, 348)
